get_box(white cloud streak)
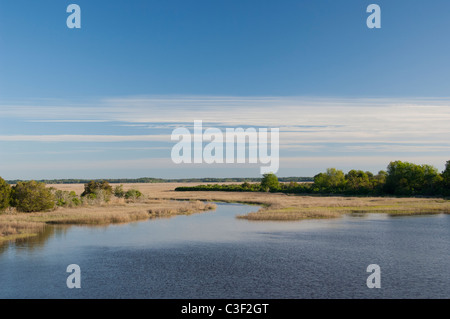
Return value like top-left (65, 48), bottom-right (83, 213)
top-left (0, 135), bottom-right (170, 142)
top-left (1, 96), bottom-right (449, 177)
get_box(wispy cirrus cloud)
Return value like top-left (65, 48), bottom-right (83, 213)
top-left (2, 95), bottom-right (450, 124)
top-left (1, 95), bottom-right (450, 144)
top-left (0, 95), bottom-right (449, 178)
top-left (0, 134), bottom-right (170, 142)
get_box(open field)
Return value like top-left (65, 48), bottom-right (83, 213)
top-left (1, 183), bottom-right (450, 242)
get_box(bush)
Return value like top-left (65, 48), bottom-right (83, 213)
top-left (11, 181), bottom-right (55, 212)
top-left (81, 180), bottom-right (113, 202)
top-left (0, 177), bottom-right (11, 211)
top-left (114, 184), bottom-right (125, 198)
top-left (53, 189), bottom-right (81, 207)
top-left (72, 196), bottom-right (82, 206)
top-left (124, 189), bottom-right (143, 201)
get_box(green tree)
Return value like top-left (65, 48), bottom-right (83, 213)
top-left (0, 177), bottom-right (11, 211)
top-left (441, 160), bottom-right (450, 195)
top-left (314, 168), bottom-right (345, 192)
top-left (385, 161), bottom-right (441, 195)
top-left (422, 164), bottom-right (442, 195)
top-left (345, 170), bottom-right (371, 193)
top-left (11, 181), bottom-right (55, 212)
top-left (371, 170), bottom-right (387, 193)
top-left (260, 173), bottom-right (279, 192)
top-left (81, 180), bottom-right (113, 201)
top-left (82, 180), bottom-right (113, 196)
top-left (375, 170), bottom-right (387, 184)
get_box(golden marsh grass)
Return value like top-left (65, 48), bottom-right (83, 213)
top-left (0, 186), bottom-right (217, 243)
top-left (48, 183), bottom-right (450, 221)
top-left (1, 183), bottom-right (449, 242)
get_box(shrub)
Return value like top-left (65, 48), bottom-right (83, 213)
top-left (11, 181), bottom-right (55, 212)
top-left (71, 196), bottom-right (82, 206)
top-left (114, 184), bottom-right (125, 198)
top-left (241, 182), bottom-right (251, 189)
top-left (0, 177), bottom-right (11, 211)
top-left (53, 189), bottom-right (81, 207)
top-left (93, 189), bottom-right (112, 202)
top-left (81, 189), bottom-right (112, 205)
top-left (124, 189), bottom-right (143, 201)
top-left (81, 180), bottom-right (113, 202)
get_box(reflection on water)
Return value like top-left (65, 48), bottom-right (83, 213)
top-left (0, 203), bottom-right (449, 299)
top-left (1, 225), bottom-right (57, 254)
top-left (11, 226), bottom-right (58, 250)
top-left (1, 224), bottom-right (110, 252)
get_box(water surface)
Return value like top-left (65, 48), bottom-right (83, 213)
top-left (1, 203), bottom-right (449, 298)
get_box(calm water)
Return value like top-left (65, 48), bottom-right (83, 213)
top-left (0, 202), bottom-right (449, 299)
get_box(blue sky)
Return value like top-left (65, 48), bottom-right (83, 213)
top-left (0, 0), bottom-right (449, 179)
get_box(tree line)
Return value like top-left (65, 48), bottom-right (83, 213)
top-left (0, 179), bottom-right (143, 213)
top-left (6, 176), bottom-right (313, 185)
top-left (175, 160), bottom-right (450, 197)
top-left (2, 160), bottom-right (449, 213)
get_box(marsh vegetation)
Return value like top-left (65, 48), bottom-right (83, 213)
top-left (0, 181), bottom-right (216, 243)
top-left (1, 159), bottom-right (449, 243)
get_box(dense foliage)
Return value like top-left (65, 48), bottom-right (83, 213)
top-left (113, 184), bottom-right (125, 198)
top-left (384, 161), bottom-right (442, 195)
top-left (260, 173), bottom-right (279, 192)
top-left (1, 160), bottom-right (448, 213)
top-left (0, 179), bottom-right (144, 213)
top-left (442, 161), bottom-right (450, 196)
top-left (81, 180), bottom-right (113, 201)
top-left (53, 189), bottom-right (82, 207)
top-left (176, 160), bottom-right (450, 197)
top-left (11, 181), bottom-right (55, 212)
top-left (0, 177), bottom-right (11, 211)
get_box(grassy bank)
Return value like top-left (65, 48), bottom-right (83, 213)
top-left (2, 183), bottom-right (450, 243)
top-left (137, 183), bottom-right (450, 221)
top-left (236, 197), bottom-right (450, 221)
top-left (0, 195), bottom-right (216, 243)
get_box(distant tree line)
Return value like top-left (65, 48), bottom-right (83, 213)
top-left (5, 177), bottom-right (167, 185)
top-left (0, 179), bottom-right (143, 213)
top-left (6, 176), bottom-right (313, 185)
top-left (175, 160), bottom-right (450, 197)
